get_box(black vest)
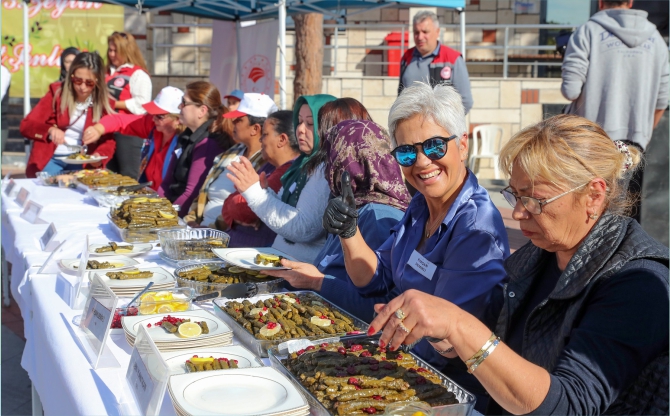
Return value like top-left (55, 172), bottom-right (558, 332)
top-left (167, 119), bottom-right (213, 201)
top-left (493, 214), bottom-right (668, 415)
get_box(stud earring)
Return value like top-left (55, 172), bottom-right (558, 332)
top-left (589, 212), bottom-right (598, 220)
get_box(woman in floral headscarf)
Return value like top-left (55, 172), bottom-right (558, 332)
top-left (265, 119), bottom-right (411, 322)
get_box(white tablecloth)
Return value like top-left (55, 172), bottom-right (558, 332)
top-left (1, 179), bottom-right (191, 415)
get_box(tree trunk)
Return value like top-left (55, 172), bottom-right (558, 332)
top-left (293, 13), bottom-right (323, 104)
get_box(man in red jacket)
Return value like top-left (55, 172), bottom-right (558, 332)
top-left (398, 10), bottom-right (473, 114)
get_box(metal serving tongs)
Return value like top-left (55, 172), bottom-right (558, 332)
top-left (120, 281), bottom-right (154, 316)
top-left (80, 144), bottom-right (88, 156)
top-left (193, 282), bottom-right (258, 303)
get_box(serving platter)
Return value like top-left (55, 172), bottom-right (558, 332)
top-left (211, 248), bottom-right (295, 270)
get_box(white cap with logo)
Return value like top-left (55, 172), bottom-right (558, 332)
top-left (142, 86), bottom-right (184, 115)
top-left (224, 93), bottom-right (278, 118)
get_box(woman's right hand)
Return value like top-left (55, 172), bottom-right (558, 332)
top-left (83, 124), bottom-right (104, 145)
top-left (369, 289), bottom-right (459, 351)
top-left (49, 127), bottom-right (65, 145)
top-left (323, 171), bottom-right (359, 238)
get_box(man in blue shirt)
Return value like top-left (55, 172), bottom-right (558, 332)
top-left (398, 10), bottom-right (474, 114)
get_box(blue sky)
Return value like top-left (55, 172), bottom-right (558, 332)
top-left (545, 0), bottom-right (591, 25)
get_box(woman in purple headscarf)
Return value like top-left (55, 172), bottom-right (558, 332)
top-left (265, 119), bottom-right (411, 321)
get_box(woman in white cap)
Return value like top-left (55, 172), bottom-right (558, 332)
top-left (83, 86), bottom-right (185, 190)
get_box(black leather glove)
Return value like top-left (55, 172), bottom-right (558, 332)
top-left (322, 171), bottom-right (359, 239)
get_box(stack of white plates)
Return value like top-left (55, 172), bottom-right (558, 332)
top-left (121, 309), bottom-right (232, 351)
top-left (168, 367), bottom-right (310, 416)
top-left (157, 345), bottom-right (264, 376)
top-left (92, 266), bottom-right (175, 297)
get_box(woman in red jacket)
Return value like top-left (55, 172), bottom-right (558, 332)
top-left (83, 86), bottom-right (185, 190)
top-left (105, 31), bottom-right (152, 179)
top-left (20, 52), bottom-right (116, 177)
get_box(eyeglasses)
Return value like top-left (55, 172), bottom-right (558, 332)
top-left (501, 182), bottom-right (589, 215)
top-left (179, 98), bottom-right (200, 109)
top-left (112, 31), bottom-right (128, 38)
top-left (153, 114), bottom-right (166, 120)
top-left (71, 76), bottom-right (96, 88)
top-left (391, 135), bottom-right (457, 167)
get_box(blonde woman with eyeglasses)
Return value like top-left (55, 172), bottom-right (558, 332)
top-left (368, 114), bottom-right (669, 415)
top-left (20, 51), bottom-right (115, 177)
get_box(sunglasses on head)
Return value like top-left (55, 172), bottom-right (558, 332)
top-left (391, 135), bottom-right (458, 167)
top-left (71, 75), bottom-right (96, 88)
top-left (112, 31), bottom-right (128, 38)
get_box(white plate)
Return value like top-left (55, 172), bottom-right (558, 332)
top-left (169, 367), bottom-right (308, 416)
top-left (91, 266), bottom-right (174, 288)
top-left (88, 242), bottom-right (153, 257)
top-left (211, 248), bottom-right (295, 270)
top-left (122, 310), bottom-right (230, 342)
top-left (59, 256), bottom-right (139, 273)
top-left (55, 155), bottom-right (109, 165)
top-left (154, 345), bottom-right (262, 376)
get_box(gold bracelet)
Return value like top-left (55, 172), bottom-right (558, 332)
top-left (467, 338), bottom-right (500, 374)
top-left (464, 332), bottom-right (497, 368)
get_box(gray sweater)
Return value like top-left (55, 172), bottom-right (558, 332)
top-left (561, 9), bottom-right (669, 150)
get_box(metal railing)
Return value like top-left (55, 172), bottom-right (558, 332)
top-left (149, 22), bottom-right (576, 79)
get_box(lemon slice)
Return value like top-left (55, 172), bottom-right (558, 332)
top-left (411, 412), bottom-right (426, 416)
top-left (158, 210), bottom-right (176, 219)
top-left (227, 266), bottom-right (245, 274)
top-left (248, 308), bottom-right (269, 317)
top-left (178, 322), bottom-right (202, 338)
top-left (133, 197), bottom-right (148, 203)
top-left (139, 302), bottom-right (156, 315)
top-left (190, 357), bottom-right (214, 365)
top-left (154, 291), bottom-right (173, 301)
top-left (259, 323), bottom-right (282, 337)
top-left (256, 273), bottom-right (269, 279)
top-left (141, 292), bottom-right (156, 301)
top-left (115, 248), bottom-right (133, 254)
top-left (310, 316), bottom-right (332, 327)
top-left (171, 301), bottom-right (189, 312)
top-left (245, 269), bottom-right (259, 276)
top-left (157, 304), bottom-right (173, 313)
top-left (123, 269), bottom-right (141, 274)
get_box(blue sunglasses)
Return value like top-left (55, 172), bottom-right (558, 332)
top-left (391, 135), bottom-right (457, 167)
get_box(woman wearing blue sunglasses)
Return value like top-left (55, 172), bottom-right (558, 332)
top-left (319, 82), bottom-right (510, 411)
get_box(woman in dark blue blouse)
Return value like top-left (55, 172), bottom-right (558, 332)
top-left (273, 83), bottom-right (510, 410)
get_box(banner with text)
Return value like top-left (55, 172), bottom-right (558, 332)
top-left (1, 0), bottom-right (124, 98)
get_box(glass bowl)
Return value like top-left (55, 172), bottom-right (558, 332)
top-left (158, 228), bottom-right (230, 261)
top-left (134, 287), bottom-right (195, 315)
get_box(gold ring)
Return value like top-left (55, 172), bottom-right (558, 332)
top-left (394, 308), bottom-right (406, 321)
top-left (398, 321), bottom-right (410, 333)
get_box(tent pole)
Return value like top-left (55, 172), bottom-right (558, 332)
top-left (23, 0), bottom-right (31, 160)
top-left (278, 0), bottom-right (286, 109)
top-left (236, 20), bottom-right (243, 88)
top-left (459, 8), bottom-right (465, 61)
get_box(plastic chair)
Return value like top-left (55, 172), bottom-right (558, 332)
top-left (469, 125), bottom-right (503, 179)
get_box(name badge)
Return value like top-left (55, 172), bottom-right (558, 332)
top-left (289, 182), bottom-right (297, 193)
top-left (174, 148), bottom-right (183, 159)
top-left (319, 254), bottom-right (338, 268)
top-left (408, 250), bottom-right (437, 281)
